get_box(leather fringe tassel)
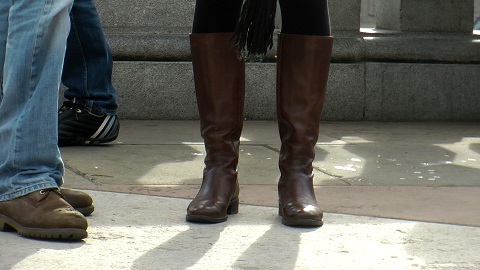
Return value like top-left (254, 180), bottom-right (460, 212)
top-left (233, 0), bottom-right (277, 58)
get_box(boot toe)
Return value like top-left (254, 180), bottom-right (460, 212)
top-left (186, 200), bottom-right (229, 223)
top-left (187, 201), bottom-right (224, 217)
top-left (280, 202), bottom-right (323, 227)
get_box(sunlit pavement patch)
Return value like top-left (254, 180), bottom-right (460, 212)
top-left (2, 191), bottom-right (480, 269)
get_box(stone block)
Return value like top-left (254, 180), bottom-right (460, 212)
top-left (376, 0), bottom-right (474, 32)
top-left (96, 0), bottom-right (195, 33)
top-left (363, 32), bottom-right (480, 63)
top-left (278, 0), bottom-right (361, 31)
top-left (113, 62), bottom-right (197, 120)
top-left (110, 62), bottom-right (364, 121)
top-left (96, 0), bottom-right (360, 33)
top-left (476, 0), bottom-right (480, 17)
top-left (329, 0), bottom-right (362, 31)
top-left (365, 63), bottom-right (480, 120)
top-left (64, 60), bottom-right (480, 121)
top-left (107, 32), bottom-right (191, 61)
top-left (244, 64), bottom-right (277, 120)
top-left (95, 0), bottom-right (365, 61)
top-left (244, 63), bottom-right (365, 121)
top-left (323, 63), bottom-right (365, 121)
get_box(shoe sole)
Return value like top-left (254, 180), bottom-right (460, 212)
top-left (281, 218), bottom-right (323, 227)
top-left (61, 135), bottom-right (118, 146)
top-left (0, 215), bottom-right (87, 240)
top-left (186, 215), bottom-right (228, 223)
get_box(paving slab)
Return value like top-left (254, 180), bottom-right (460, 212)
top-left (61, 121), bottom-right (480, 187)
top-left (59, 120), bottom-right (480, 228)
top-left (1, 191), bottom-right (479, 270)
top-left (317, 143), bottom-right (480, 186)
top-left (71, 184), bottom-right (480, 227)
top-left (61, 144), bottom-right (344, 186)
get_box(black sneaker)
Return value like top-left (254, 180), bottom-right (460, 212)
top-left (58, 101), bottom-right (120, 146)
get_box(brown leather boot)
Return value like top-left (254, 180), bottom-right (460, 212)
top-left (0, 188), bottom-right (88, 240)
top-left (276, 34), bottom-right (333, 227)
top-left (60, 188), bottom-right (94, 216)
top-left (186, 33), bottom-right (245, 223)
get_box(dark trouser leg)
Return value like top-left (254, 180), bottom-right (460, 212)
top-left (62, 0), bottom-right (117, 115)
top-left (192, 0), bottom-right (243, 33)
top-left (279, 0), bottom-right (331, 36)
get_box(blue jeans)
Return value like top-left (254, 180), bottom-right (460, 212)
top-left (0, 0), bottom-right (73, 201)
top-left (62, 0), bottom-right (118, 115)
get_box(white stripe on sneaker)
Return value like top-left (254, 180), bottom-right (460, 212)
top-left (90, 115), bottom-right (113, 139)
top-left (96, 116), bottom-right (116, 139)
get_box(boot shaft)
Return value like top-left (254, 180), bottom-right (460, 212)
top-left (276, 34), bottom-right (333, 177)
top-left (190, 33), bottom-right (246, 170)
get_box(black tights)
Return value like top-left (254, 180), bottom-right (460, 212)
top-left (192, 0), bottom-right (331, 36)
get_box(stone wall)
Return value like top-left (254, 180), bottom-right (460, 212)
top-left (93, 0), bottom-right (480, 121)
top-left (476, 0), bottom-right (480, 17)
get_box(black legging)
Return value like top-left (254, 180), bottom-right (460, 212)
top-left (192, 0), bottom-right (331, 36)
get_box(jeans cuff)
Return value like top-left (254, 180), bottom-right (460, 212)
top-left (0, 182), bottom-right (59, 202)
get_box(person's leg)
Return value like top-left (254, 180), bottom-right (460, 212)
top-left (192, 0), bottom-right (243, 34)
top-left (62, 0), bottom-right (117, 114)
top-left (276, 0), bottom-right (333, 227)
top-left (279, 0), bottom-right (331, 36)
top-left (186, 0), bottom-right (245, 223)
top-left (0, 1), bottom-right (6, 105)
top-left (0, 0), bottom-right (87, 240)
top-left (0, 0), bottom-right (69, 198)
top-left (58, 0), bottom-right (119, 146)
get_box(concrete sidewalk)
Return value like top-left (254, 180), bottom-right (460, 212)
top-left (1, 121), bottom-right (480, 269)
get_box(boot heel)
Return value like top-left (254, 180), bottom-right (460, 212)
top-left (227, 197), bottom-right (239, 215)
top-left (278, 201), bottom-right (283, 217)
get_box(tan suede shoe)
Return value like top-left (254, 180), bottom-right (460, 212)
top-left (60, 188), bottom-right (94, 216)
top-left (0, 189), bottom-right (88, 240)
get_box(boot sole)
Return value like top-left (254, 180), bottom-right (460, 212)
top-left (281, 218), bottom-right (323, 228)
top-left (0, 215), bottom-right (87, 240)
top-left (186, 198), bottom-right (239, 224)
top-left (186, 215), bottom-right (228, 223)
